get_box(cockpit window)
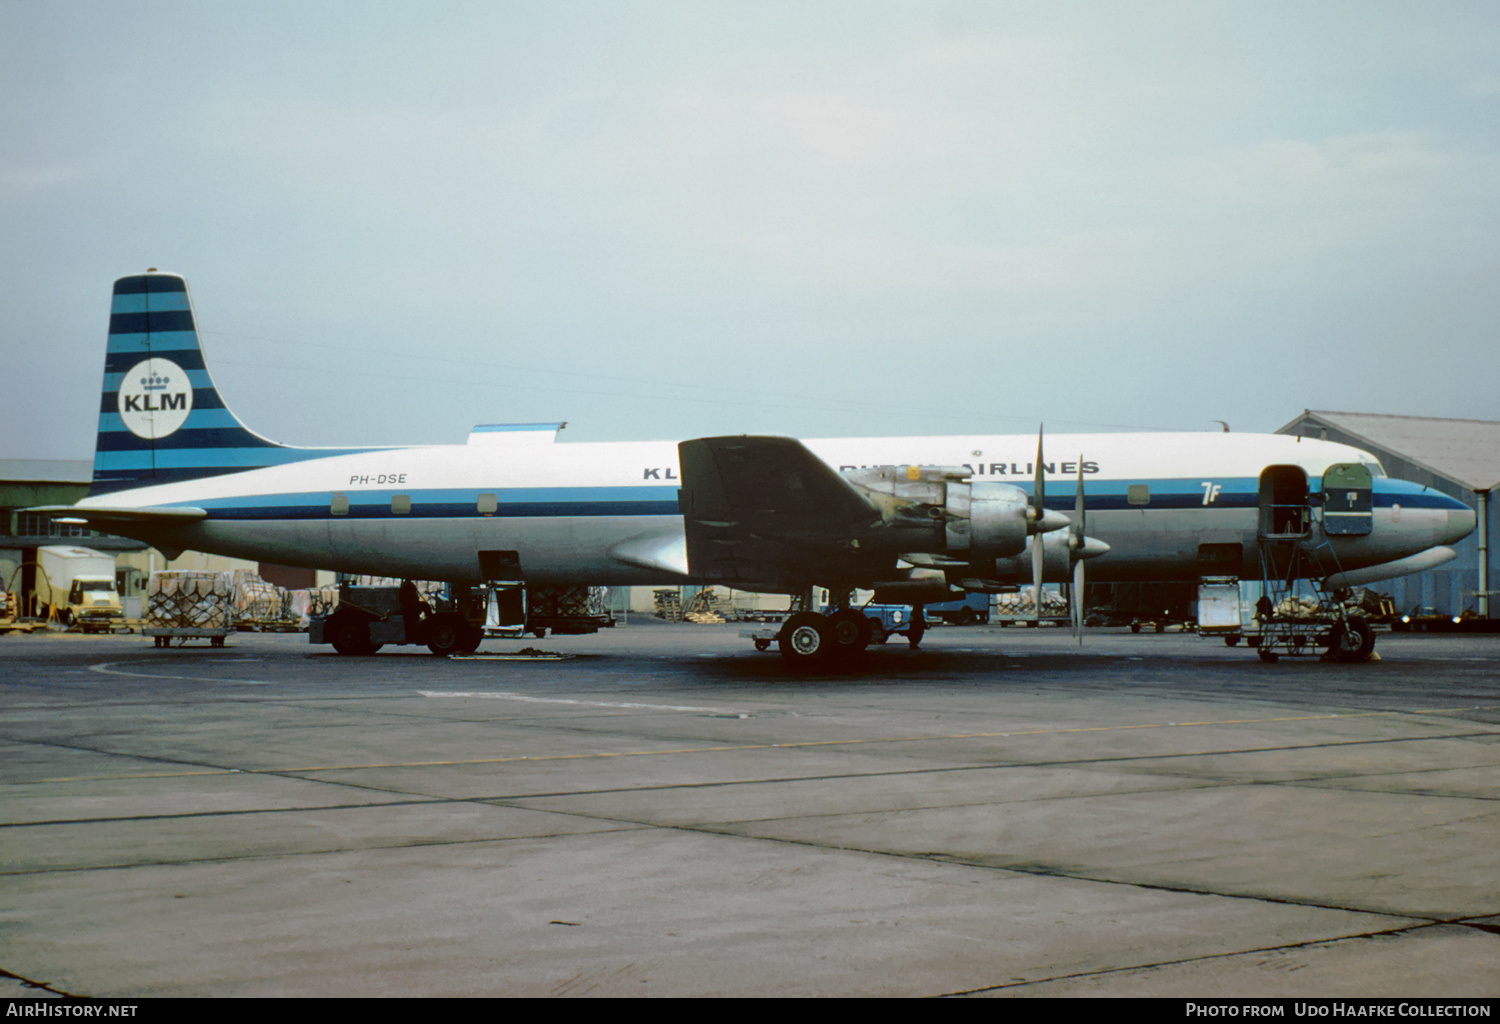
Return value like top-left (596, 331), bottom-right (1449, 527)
top-left (1361, 460), bottom-right (1385, 478)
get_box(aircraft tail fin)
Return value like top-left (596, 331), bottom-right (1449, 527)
top-left (92, 272), bottom-right (307, 496)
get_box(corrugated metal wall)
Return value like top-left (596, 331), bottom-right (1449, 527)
top-left (1280, 415), bottom-right (1491, 617)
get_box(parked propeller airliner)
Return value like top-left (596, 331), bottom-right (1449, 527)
top-left (30, 272), bottom-right (1477, 665)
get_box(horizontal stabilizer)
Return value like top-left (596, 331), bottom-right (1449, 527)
top-left (24, 504), bottom-right (208, 525)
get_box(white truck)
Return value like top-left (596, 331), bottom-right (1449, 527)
top-left (36, 546), bottom-right (125, 632)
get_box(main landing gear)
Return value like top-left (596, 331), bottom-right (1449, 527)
top-left (771, 605), bottom-right (922, 669)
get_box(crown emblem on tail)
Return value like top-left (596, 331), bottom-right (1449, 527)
top-left (142, 371), bottom-right (170, 391)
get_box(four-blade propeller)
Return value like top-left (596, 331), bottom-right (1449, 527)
top-left (1029, 426), bottom-right (1109, 636)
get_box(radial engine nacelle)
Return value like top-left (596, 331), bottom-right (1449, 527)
top-left (842, 465), bottom-right (1068, 562)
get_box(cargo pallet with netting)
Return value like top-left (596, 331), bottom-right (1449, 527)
top-left (144, 571), bottom-right (232, 647)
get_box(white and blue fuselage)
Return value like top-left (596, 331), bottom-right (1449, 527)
top-left (50, 272), bottom-right (1475, 593)
top-left (78, 425), bottom-right (1473, 587)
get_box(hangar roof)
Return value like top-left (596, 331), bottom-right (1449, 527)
top-left (0, 459), bottom-right (91, 485)
top-left (1, 459), bottom-right (91, 510)
top-left (1277, 411), bottom-right (1500, 492)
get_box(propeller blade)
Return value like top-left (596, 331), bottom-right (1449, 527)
top-left (1072, 455), bottom-right (1086, 644)
top-left (1032, 425), bottom-right (1044, 623)
top-left (1033, 425), bottom-right (1046, 525)
top-left (1032, 425), bottom-right (1045, 627)
top-left (1022, 427), bottom-right (1070, 533)
top-left (1073, 453), bottom-right (1085, 547)
top-left (1033, 534), bottom-right (1044, 627)
top-left (1073, 557), bottom-right (1086, 643)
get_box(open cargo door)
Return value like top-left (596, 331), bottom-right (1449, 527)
top-left (1321, 463), bottom-right (1373, 536)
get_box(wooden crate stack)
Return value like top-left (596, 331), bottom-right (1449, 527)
top-left (653, 589), bottom-right (683, 622)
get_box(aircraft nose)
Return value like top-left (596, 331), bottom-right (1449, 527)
top-left (1443, 506), bottom-right (1477, 546)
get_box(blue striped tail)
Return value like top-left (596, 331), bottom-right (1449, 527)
top-left (91, 272), bottom-right (348, 496)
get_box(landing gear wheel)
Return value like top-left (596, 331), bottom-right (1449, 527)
top-left (778, 612), bottom-right (832, 667)
top-left (426, 613), bottom-right (466, 656)
top-left (827, 609), bottom-right (874, 651)
top-left (457, 621), bottom-right (484, 654)
top-left (328, 611), bottom-right (378, 656)
top-left (1258, 648), bottom-right (1280, 663)
top-left (1329, 616), bottom-right (1375, 662)
top-left (907, 607), bottom-right (927, 649)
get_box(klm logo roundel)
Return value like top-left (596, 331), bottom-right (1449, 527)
top-left (118, 358), bottom-right (193, 439)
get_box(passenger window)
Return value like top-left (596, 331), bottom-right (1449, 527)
top-left (1128, 484), bottom-right (1150, 506)
top-left (330, 493), bottom-right (349, 516)
top-left (477, 493), bottom-right (498, 515)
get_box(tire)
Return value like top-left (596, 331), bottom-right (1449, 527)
top-left (778, 612), bottom-right (832, 666)
top-left (1224, 635), bottom-right (1240, 647)
top-left (426, 613), bottom-right (465, 656)
top-left (956, 608), bottom-right (977, 626)
top-left (753, 638), bottom-right (771, 652)
top-left (1130, 622), bottom-right (1142, 633)
top-left (1329, 617), bottom-right (1375, 662)
top-left (328, 611), bottom-right (378, 656)
top-left (1258, 648), bottom-right (1280, 663)
top-left (827, 609), bottom-right (874, 651)
top-left (457, 621), bottom-right (484, 654)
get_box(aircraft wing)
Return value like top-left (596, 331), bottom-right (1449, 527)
top-left (677, 436), bottom-right (881, 585)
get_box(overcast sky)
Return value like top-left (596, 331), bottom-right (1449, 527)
top-left (3, 0), bottom-right (1497, 461)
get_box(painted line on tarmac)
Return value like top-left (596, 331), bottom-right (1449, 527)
top-left (419, 690), bottom-right (743, 714)
top-left (88, 661), bottom-right (274, 686)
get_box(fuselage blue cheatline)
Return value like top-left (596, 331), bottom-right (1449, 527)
top-left (34, 272), bottom-right (1477, 656)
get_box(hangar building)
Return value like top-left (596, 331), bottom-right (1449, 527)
top-left (0, 460), bottom-right (294, 618)
top-left (1277, 411), bottom-right (1498, 620)
top-left (0, 460), bottom-right (146, 613)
